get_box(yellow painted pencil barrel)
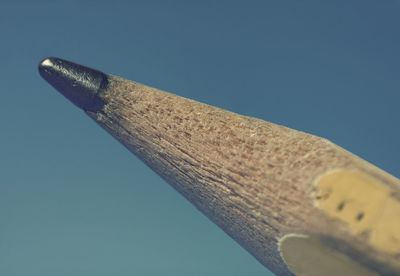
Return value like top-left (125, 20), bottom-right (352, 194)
top-left (39, 57), bottom-right (400, 276)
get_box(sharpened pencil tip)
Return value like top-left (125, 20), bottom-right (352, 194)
top-left (38, 57), bottom-right (108, 112)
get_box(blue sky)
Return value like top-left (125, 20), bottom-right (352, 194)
top-left (0, 1), bottom-right (399, 275)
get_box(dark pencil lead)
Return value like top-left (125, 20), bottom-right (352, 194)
top-left (38, 57), bottom-right (108, 112)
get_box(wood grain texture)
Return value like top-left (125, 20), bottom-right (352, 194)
top-left (86, 75), bottom-right (400, 275)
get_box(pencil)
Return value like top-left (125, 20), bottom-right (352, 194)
top-left (38, 57), bottom-right (400, 276)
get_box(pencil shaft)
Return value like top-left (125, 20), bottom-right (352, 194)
top-left (86, 75), bottom-right (400, 275)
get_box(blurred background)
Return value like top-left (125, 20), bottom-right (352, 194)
top-left (1, 1), bottom-right (399, 275)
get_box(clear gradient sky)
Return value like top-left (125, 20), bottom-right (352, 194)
top-left (1, 1), bottom-right (399, 275)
